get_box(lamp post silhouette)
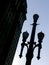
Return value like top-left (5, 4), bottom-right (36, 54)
top-left (19, 14), bottom-right (45, 65)
top-left (37, 32), bottom-right (44, 60)
top-left (19, 31), bottom-right (29, 58)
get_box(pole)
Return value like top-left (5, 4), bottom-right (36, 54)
top-left (25, 14), bottom-right (39, 65)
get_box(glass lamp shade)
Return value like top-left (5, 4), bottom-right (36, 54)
top-left (38, 31), bottom-right (45, 41)
top-left (33, 14), bottom-right (39, 22)
top-left (22, 31), bottom-right (29, 41)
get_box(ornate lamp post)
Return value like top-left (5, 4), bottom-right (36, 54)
top-left (37, 32), bottom-right (44, 59)
top-left (19, 14), bottom-right (45, 65)
top-left (19, 31), bottom-right (29, 58)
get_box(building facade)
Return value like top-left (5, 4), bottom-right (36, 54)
top-left (0, 0), bottom-right (27, 65)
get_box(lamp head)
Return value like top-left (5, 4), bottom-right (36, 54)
top-left (33, 14), bottom-right (39, 22)
top-left (38, 31), bottom-right (45, 42)
top-left (22, 31), bottom-right (29, 42)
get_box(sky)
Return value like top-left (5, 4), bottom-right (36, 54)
top-left (12, 0), bottom-right (49, 65)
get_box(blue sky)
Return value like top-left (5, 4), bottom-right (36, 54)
top-left (12, 0), bottom-right (49, 65)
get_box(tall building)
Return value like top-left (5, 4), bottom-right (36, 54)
top-left (0, 0), bottom-right (27, 65)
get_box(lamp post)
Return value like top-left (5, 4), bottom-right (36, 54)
top-left (37, 32), bottom-right (44, 60)
top-left (19, 14), bottom-right (45, 65)
top-left (19, 31), bottom-right (29, 58)
top-left (26, 14), bottom-right (39, 65)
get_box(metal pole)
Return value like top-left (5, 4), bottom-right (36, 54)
top-left (25, 14), bottom-right (39, 65)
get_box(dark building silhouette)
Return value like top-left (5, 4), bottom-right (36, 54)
top-left (0, 0), bottom-right (27, 65)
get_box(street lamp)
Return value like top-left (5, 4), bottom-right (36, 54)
top-left (19, 31), bottom-right (29, 58)
top-left (37, 32), bottom-right (45, 60)
top-left (19, 14), bottom-right (45, 65)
